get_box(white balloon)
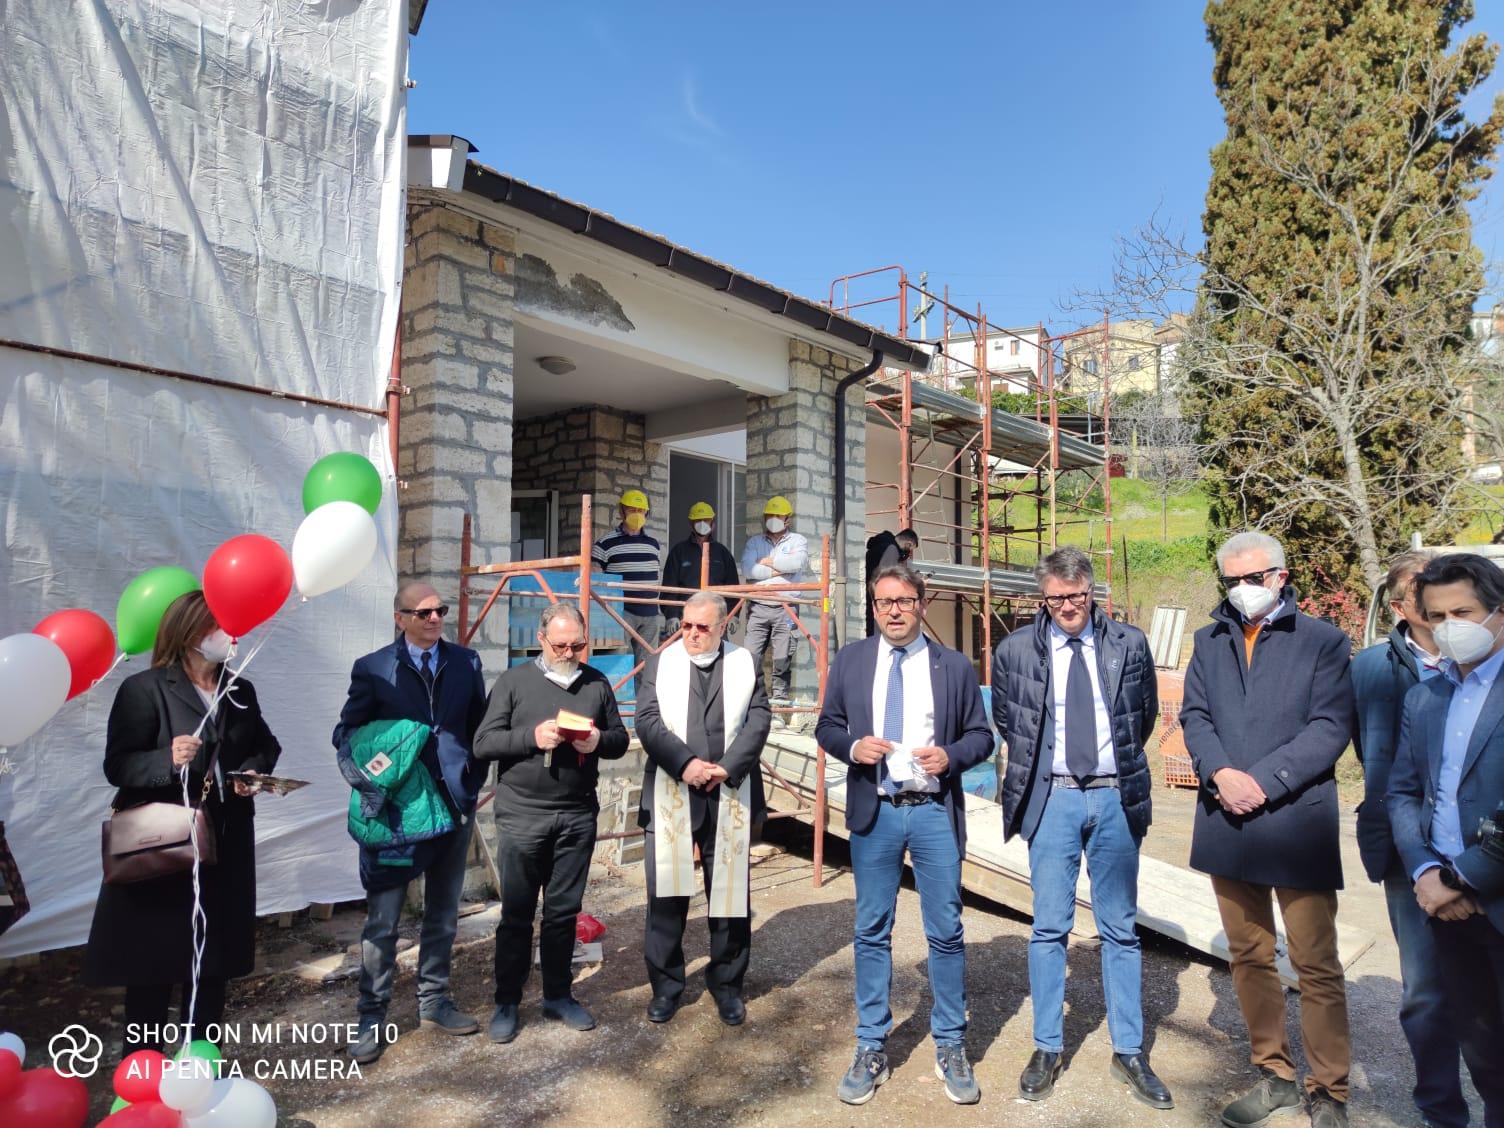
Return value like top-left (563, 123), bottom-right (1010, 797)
top-left (160, 1055), bottom-right (218, 1114)
top-left (292, 500), bottom-right (378, 598)
top-left (0, 634), bottom-right (71, 746)
top-left (185, 1078), bottom-right (276, 1128)
top-left (0, 1030), bottom-right (24, 1064)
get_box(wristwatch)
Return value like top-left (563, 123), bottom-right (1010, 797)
top-left (1438, 864), bottom-right (1468, 892)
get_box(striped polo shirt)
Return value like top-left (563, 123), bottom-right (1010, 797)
top-left (591, 527), bottom-right (662, 616)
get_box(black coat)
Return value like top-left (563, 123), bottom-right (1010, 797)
top-left (660, 538), bottom-right (740, 617)
top-left (84, 665), bottom-right (280, 986)
top-left (991, 606), bottom-right (1159, 842)
top-left (636, 645), bottom-right (771, 832)
top-left (1179, 591), bottom-right (1355, 890)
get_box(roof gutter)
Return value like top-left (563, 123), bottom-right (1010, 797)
top-left (833, 349), bottom-right (885, 648)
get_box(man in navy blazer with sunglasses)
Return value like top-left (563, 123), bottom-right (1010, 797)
top-left (333, 580), bottom-right (488, 1065)
top-left (817, 561), bottom-right (993, 1107)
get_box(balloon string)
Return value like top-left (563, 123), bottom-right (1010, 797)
top-left (86, 652), bottom-right (130, 695)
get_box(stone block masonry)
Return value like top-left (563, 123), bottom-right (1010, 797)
top-left (745, 341), bottom-right (868, 699)
top-left (399, 194), bottom-right (517, 671)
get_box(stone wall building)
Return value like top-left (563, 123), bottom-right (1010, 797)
top-left (399, 135), bottom-right (931, 700)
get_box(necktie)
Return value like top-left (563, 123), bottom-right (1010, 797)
top-left (420, 649), bottom-right (435, 691)
top-left (1064, 638), bottom-right (1099, 778)
top-left (879, 646), bottom-right (906, 793)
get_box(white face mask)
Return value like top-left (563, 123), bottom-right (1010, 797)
top-left (688, 647), bottom-right (720, 668)
top-left (1433, 611), bottom-right (1502, 666)
top-left (765, 517), bottom-right (786, 535)
top-left (196, 630), bottom-right (235, 664)
top-left (1227, 582), bottom-right (1277, 620)
top-left (692, 521), bottom-right (712, 537)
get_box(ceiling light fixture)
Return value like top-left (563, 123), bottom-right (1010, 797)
top-left (536, 355), bottom-right (576, 376)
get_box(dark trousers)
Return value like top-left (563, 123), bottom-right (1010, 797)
top-left (644, 808), bottom-right (750, 1003)
top-left (493, 806), bottom-right (597, 1005)
top-left (1432, 915), bottom-right (1504, 1128)
top-left (124, 977), bottom-right (226, 1054)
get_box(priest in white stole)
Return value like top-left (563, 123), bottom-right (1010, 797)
top-left (636, 590), bottom-right (771, 1027)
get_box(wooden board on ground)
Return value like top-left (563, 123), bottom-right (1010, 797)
top-left (761, 732), bottom-right (1374, 989)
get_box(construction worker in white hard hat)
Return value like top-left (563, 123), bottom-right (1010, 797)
top-left (662, 501), bottom-right (740, 638)
top-left (741, 495), bottom-right (809, 708)
top-left (591, 487), bottom-right (662, 677)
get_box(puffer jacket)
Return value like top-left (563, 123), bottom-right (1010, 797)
top-left (340, 718), bottom-right (454, 863)
top-left (991, 605), bottom-right (1159, 842)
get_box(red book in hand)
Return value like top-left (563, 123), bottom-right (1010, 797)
top-left (556, 710), bottom-right (595, 742)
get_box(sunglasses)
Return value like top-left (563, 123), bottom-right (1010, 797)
top-left (1042, 591), bottom-right (1090, 610)
top-left (681, 621), bottom-right (720, 635)
top-left (400, 605), bottom-right (449, 620)
top-left (1218, 568), bottom-right (1279, 588)
top-left (542, 638), bottom-right (588, 654)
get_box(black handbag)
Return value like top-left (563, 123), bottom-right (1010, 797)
top-left (0, 821), bottom-right (29, 936)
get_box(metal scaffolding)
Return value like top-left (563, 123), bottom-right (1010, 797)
top-left (830, 267), bottom-right (1118, 679)
top-left (456, 494), bottom-right (837, 886)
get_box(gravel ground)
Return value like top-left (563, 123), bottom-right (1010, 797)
top-left (0, 788), bottom-right (1481, 1127)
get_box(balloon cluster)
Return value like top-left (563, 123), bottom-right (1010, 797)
top-left (0, 453), bottom-right (383, 752)
top-left (103, 1042), bottom-right (275, 1127)
top-left (0, 1032), bottom-right (89, 1128)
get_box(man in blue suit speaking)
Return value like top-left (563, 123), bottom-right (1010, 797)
top-left (1389, 552), bottom-right (1504, 1125)
top-left (816, 561), bottom-right (993, 1107)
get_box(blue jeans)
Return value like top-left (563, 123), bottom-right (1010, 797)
top-left (357, 819), bottom-right (474, 1019)
top-left (1027, 784), bottom-right (1143, 1055)
top-left (1383, 866), bottom-right (1468, 1128)
top-left (850, 797), bottom-right (966, 1049)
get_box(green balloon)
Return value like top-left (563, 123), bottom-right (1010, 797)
top-left (116, 566), bottom-right (201, 655)
top-left (176, 1038), bottom-right (224, 1064)
top-left (303, 452), bottom-right (382, 515)
top-left (110, 1097), bottom-right (130, 1113)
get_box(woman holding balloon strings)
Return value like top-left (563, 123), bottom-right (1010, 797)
top-left (83, 590), bottom-right (281, 1056)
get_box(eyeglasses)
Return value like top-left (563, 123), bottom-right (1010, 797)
top-left (541, 637), bottom-right (587, 654)
top-left (681, 621), bottom-right (720, 635)
top-left (1042, 591), bottom-right (1090, 610)
top-left (873, 596), bottom-right (920, 613)
top-left (1219, 567), bottom-right (1279, 588)
top-left (399, 605), bottom-right (449, 620)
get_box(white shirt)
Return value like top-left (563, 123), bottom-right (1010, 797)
top-left (1049, 620), bottom-right (1116, 777)
top-left (866, 634), bottom-right (938, 794)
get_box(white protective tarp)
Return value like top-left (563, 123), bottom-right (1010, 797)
top-left (0, 0), bottom-right (407, 955)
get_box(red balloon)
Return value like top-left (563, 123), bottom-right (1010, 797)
top-left (0, 1048), bottom-right (19, 1098)
top-left (0, 1067), bottom-right (89, 1128)
top-left (202, 535), bottom-right (293, 639)
top-left (114, 1049), bottom-right (167, 1104)
top-left (101, 1100), bottom-right (183, 1127)
top-left (33, 609), bottom-right (117, 699)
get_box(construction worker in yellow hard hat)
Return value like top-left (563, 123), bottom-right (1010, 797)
top-left (741, 495), bottom-right (808, 710)
top-left (591, 486), bottom-right (661, 674)
top-left (661, 501), bottom-right (741, 637)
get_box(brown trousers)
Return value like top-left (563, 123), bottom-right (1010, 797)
top-left (1211, 877), bottom-right (1350, 1100)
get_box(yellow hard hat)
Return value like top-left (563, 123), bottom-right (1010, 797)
top-left (688, 501), bottom-right (716, 520)
top-left (763, 495), bottom-right (793, 517)
top-left (619, 489), bottom-right (649, 511)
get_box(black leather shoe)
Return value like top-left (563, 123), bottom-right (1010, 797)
top-left (715, 995), bottom-right (746, 1026)
top-left (1112, 1052), bottom-right (1174, 1110)
top-left (646, 995), bottom-right (679, 1024)
top-left (1019, 1049), bottom-right (1062, 1101)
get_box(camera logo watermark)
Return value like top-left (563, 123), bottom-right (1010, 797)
top-left (49, 1024), bottom-right (103, 1079)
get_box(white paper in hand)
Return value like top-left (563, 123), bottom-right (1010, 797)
top-left (885, 743), bottom-right (916, 783)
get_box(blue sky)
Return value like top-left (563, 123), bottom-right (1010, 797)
top-left (410, 1), bottom-right (1504, 336)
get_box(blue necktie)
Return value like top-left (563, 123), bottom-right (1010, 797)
top-left (879, 646), bottom-right (906, 793)
top-left (1064, 638), bottom-right (1098, 778)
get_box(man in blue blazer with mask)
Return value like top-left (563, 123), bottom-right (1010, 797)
top-left (333, 580), bottom-right (488, 1065)
top-left (1389, 552), bottom-right (1504, 1126)
top-left (816, 561), bottom-right (993, 1108)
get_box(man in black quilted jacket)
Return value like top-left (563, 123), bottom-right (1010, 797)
top-left (990, 546), bottom-right (1167, 1110)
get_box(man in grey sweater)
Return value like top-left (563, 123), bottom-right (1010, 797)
top-left (473, 603), bottom-right (629, 1043)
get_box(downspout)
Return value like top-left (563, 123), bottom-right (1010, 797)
top-left (832, 349), bottom-right (884, 651)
